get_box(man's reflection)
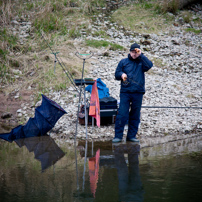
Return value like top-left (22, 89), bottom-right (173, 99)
top-left (114, 143), bottom-right (144, 202)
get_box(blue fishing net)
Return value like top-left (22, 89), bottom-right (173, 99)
top-left (0, 94), bottom-right (67, 142)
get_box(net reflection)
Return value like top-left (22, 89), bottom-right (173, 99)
top-left (15, 135), bottom-right (65, 172)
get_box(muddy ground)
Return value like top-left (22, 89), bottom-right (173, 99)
top-left (0, 90), bottom-right (33, 133)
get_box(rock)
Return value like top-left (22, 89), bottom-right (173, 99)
top-left (178, 17), bottom-right (184, 25)
top-left (1, 112), bottom-right (13, 119)
top-left (140, 40), bottom-right (151, 45)
top-left (12, 69), bottom-right (22, 74)
top-left (35, 101), bottom-right (41, 107)
top-left (17, 109), bottom-right (22, 113)
top-left (17, 113), bottom-right (22, 117)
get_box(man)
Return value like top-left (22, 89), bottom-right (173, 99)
top-left (112, 43), bottom-right (153, 143)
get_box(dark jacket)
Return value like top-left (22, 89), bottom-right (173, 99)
top-left (115, 53), bottom-right (153, 94)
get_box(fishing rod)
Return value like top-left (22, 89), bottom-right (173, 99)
top-left (40, 31), bottom-right (80, 94)
top-left (57, 53), bottom-right (78, 89)
top-left (142, 106), bottom-right (202, 109)
top-left (123, 77), bottom-right (144, 88)
top-left (123, 78), bottom-right (202, 109)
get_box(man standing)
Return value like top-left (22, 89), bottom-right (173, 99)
top-left (112, 43), bottom-right (153, 143)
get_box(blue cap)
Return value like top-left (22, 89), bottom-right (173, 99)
top-left (130, 43), bottom-right (140, 51)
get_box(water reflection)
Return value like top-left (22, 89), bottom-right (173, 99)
top-left (89, 148), bottom-right (100, 197)
top-left (15, 135), bottom-right (65, 172)
top-left (0, 135), bottom-right (202, 202)
top-left (114, 143), bottom-right (144, 202)
top-left (74, 140), bottom-right (101, 200)
top-left (76, 140), bottom-right (144, 201)
top-left (0, 135), bottom-right (66, 172)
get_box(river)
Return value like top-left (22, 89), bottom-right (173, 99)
top-left (0, 134), bottom-right (202, 202)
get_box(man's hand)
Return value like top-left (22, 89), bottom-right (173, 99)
top-left (135, 48), bottom-right (141, 56)
top-left (130, 48), bottom-right (141, 59)
top-left (121, 73), bottom-right (127, 81)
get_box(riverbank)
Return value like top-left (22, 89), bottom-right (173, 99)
top-left (48, 4), bottom-right (202, 144)
top-left (1, 3), bottom-right (202, 145)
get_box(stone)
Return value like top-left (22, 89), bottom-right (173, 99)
top-left (1, 112), bottom-right (13, 119)
top-left (17, 109), bottom-right (22, 113)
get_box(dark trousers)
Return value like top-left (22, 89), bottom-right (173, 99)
top-left (115, 92), bottom-right (143, 139)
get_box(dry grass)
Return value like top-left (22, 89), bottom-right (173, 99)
top-left (112, 3), bottom-right (173, 34)
top-left (0, 0), bottom-right (94, 100)
top-left (1, 34), bottom-right (93, 105)
top-left (0, 0), bottom-right (13, 26)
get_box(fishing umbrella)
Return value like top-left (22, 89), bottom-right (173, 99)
top-left (0, 94), bottom-right (67, 142)
top-left (89, 81), bottom-right (100, 127)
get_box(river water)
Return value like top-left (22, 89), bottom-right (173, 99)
top-left (0, 135), bottom-right (202, 202)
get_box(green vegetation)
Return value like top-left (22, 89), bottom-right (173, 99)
top-left (0, 0), bottom-right (88, 94)
top-left (185, 28), bottom-right (201, 34)
top-left (0, 29), bottom-right (18, 82)
top-left (68, 27), bottom-right (82, 39)
top-left (85, 39), bottom-right (124, 50)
